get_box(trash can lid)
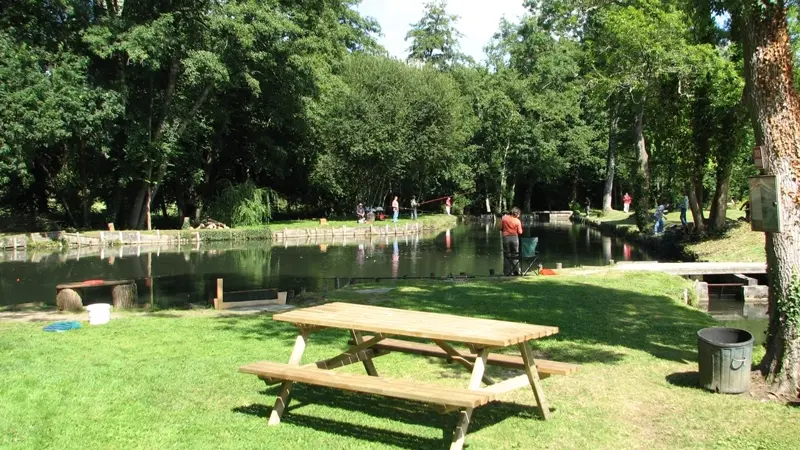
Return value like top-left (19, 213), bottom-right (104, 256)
top-left (697, 327), bottom-right (754, 347)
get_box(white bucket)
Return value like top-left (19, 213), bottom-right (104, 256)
top-left (86, 303), bottom-right (112, 325)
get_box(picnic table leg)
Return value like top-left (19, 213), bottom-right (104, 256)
top-left (350, 330), bottom-right (379, 376)
top-left (519, 340), bottom-right (551, 420)
top-left (268, 331), bottom-right (308, 426)
top-left (450, 348), bottom-right (489, 450)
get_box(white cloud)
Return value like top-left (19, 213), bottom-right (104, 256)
top-left (357, 0), bottom-right (528, 62)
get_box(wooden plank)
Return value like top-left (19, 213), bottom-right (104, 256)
top-left (56, 279), bottom-right (134, 290)
top-left (351, 330), bottom-right (379, 376)
top-left (520, 340), bottom-right (551, 421)
top-left (305, 349), bottom-right (387, 371)
top-left (274, 302), bottom-right (559, 347)
top-left (220, 297), bottom-right (284, 310)
top-left (240, 361), bottom-right (495, 409)
top-left (433, 340), bottom-right (495, 385)
top-left (450, 348), bottom-right (489, 450)
top-left (479, 374), bottom-right (532, 395)
top-left (268, 332), bottom-right (308, 426)
top-left (354, 337), bottom-right (579, 376)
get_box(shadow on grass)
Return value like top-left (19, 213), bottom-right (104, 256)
top-left (235, 384), bottom-right (538, 449)
top-left (665, 371), bottom-right (703, 390)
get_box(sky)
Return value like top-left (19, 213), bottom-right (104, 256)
top-left (356, 0), bottom-right (528, 63)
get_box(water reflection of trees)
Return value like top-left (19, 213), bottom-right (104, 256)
top-left (1, 224), bottom-right (653, 307)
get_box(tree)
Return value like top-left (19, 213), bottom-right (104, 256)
top-left (311, 54), bottom-right (474, 209)
top-left (405, 0), bottom-right (469, 69)
top-left (726, 0), bottom-right (800, 398)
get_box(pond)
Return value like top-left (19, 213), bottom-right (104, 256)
top-left (1, 222), bottom-right (651, 308)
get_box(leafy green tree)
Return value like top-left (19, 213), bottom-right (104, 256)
top-left (311, 54), bottom-right (474, 209)
top-left (405, 0), bottom-right (470, 69)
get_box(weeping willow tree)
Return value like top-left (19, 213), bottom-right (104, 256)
top-left (206, 180), bottom-right (276, 227)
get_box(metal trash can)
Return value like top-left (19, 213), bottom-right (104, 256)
top-left (697, 327), bottom-right (754, 394)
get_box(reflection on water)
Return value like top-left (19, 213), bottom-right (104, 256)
top-left (0, 222), bottom-right (651, 308)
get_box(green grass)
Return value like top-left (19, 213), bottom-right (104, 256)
top-left (686, 222), bottom-right (766, 263)
top-left (2, 272), bottom-right (797, 449)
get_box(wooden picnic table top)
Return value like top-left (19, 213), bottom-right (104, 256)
top-left (56, 279), bottom-right (134, 290)
top-left (272, 302), bottom-right (558, 347)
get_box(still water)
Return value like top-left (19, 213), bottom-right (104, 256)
top-left (0, 222), bottom-right (649, 308)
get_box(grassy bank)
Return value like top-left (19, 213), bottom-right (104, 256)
top-left (2, 272), bottom-right (797, 449)
top-left (270, 213), bottom-right (458, 230)
top-left (582, 208), bottom-right (765, 263)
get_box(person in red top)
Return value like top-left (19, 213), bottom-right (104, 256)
top-left (445, 197), bottom-right (452, 215)
top-left (501, 207), bottom-right (523, 275)
top-left (622, 192), bottom-right (632, 213)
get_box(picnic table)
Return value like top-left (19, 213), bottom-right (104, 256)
top-left (239, 302), bottom-right (579, 450)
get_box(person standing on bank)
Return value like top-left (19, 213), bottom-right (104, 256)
top-left (391, 196), bottom-right (400, 223)
top-left (445, 196), bottom-right (452, 215)
top-left (679, 194), bottom-right (689, 228)
top-left (410, 196), bottom-right (418, 220)
top-left (501, 207), bottom-right (524, 276)
top-left (622, 192), bottom-right (632, 213)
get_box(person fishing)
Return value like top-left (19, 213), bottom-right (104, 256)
top-left (410, 196), bottom-right (418, 220)
top-left (501, 207), bottom-right (523, 276)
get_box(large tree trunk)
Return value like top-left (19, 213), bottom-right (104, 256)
top-left (708, 164), bottom-right (732, 231)
top-left (739, 2), bottom-right (800, 398)
top-left (632, 103), bottom-right (651, 231)
top-left (710, 105), bottom-right (746, 231)
top-left (602, 102), bottom-right (620, 212)
top-left (691, 177), bottom-right (706, 231)
top-left (687, 182), bottom-right (704, 233)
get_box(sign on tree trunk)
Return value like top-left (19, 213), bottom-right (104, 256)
top-left (748, 175), bottom-right (782, 233)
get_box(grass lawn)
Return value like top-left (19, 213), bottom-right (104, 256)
top-left (685, 222), bottom-right (766, 263)
top-left (2, 272), bottom-right (797, 449)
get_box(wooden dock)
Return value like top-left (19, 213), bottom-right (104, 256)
top-left (614, 261), bottom-right (767, 275)
top-left (272, 223), bottom-right (430, 241)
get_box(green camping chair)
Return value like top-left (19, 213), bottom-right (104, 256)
top-left (503, 237), bottom-right (540, 276)
top-left (518, 237), bottom-right (540, 275)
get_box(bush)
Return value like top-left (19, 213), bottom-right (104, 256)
top-left (206, 180), bottom-right (276, 227)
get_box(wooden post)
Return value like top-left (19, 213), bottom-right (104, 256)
top-left (215, 278), bottom-right (224, 310)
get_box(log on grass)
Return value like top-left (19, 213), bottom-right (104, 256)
top-left (112, 283), bottom-right (138, 309)
top-left (56, 288), bottom-right (84, 312)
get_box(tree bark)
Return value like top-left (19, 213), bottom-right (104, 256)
top-left (739, 2), bottom-right (800, 398)
top-left (497, 141), bottom-right (510, 213)
top-left (602, 102), bottom-right (620, 212)
top-left (633, 103), bottom-right (651, 231)
top-left (687, 182), bottom-right (704, 233)
top-left (708, 167), bottom-right (732, 231)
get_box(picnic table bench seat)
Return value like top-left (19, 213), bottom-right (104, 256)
top-left (240, 361), bottom-right (496, 409)
top-left (350, 336), bottom-right (580, 377)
